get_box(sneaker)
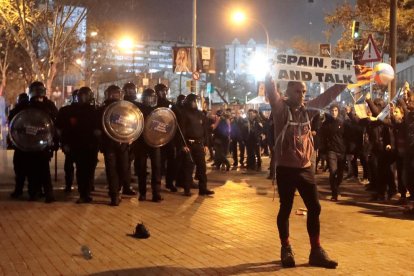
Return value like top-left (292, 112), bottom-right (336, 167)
top-left (281, 245), bottom-right (295, 268)
top-left (183, 191), bottom-right (192, 197)
top-left (138, 195), bottom-right (146, 201)
top-left (199, 189), bottom-right (215, 196)
top-left (309, 247), bottom-right (338, 269)
top-left (330, 196), bottom-right (338, 202)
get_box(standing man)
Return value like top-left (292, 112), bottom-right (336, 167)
top-left (321, 103), bottom-right (347, 201)
top-left (9, 81), bottom-right (57, 203)
top-left (266, 77), bottom-right (345, 269)
top-left (179, 94), bottom-right (214, 196)
top-left (56, 89), bottom-right (78, 192)
top-left (56, 87), bottom-right (99, 203)
top-left (230, 109), bottom-right (247, 169)
top-left (97, 85), bottom-right (130, 206)
top-left (133, 88), bottom-right (163, 202)
top-left (154, 83), bottom-right (177, 192)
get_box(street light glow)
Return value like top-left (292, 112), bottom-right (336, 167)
top-left (232, 10), bottom-right (246, 24)
top-left (118, 37), bottom-right (134, 50)
top-left (90, 31), bottom-right (98, 37)
top-left (249, 51), bottom-right (268, 81)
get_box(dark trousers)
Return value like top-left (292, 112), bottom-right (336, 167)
top-left (13, 149), bottom-right (28, 194)
top-left (161, 143), bottom-right (176, 187)
top-left (327, 151), bottom-right (345, 198)
top-left (103, 145), bottom-right (130, 198)
top-left (246, 139), bottom-right (261, 170)
top-left (72, 149), bottom-right (98, 199)
top-left (64, 151), bottom-right (75, 188)
top-left (231, 139), bottom-right (245, 167)
top-left (134, 143), bottom-right (161, 197)
top-left (276, 166), bottom-right (321, 240)
top-left (183, 142), bottom-right (207, 193)
top-left (26, 151), bottom-right (54, 199)
top-left (214, 138), bottom-right (230, 169)
top-left (377, 151), bottom-right (396, 197)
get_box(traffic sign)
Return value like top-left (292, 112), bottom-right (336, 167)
top-left (192, 71), bottom-right (200, 80)
top-left (319, 44), bottom-right (331, 57)
top-left (360, 35), bottom-right (381, 63)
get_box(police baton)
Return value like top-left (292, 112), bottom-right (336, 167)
top-left (176, 122), bottom-right (194, 164)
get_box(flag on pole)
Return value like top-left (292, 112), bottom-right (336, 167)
top-left (347, 65), bottom-right (374, 89)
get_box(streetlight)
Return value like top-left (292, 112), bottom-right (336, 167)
top-left (118, 36), bottom-right (135, 73)
top-left (230, 10), bottom-right (270, 58)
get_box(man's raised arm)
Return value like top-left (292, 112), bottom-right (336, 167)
top-left (265, 75), bottom-right (283, 110)
top-left (307, 84), bottom-right (347, 109)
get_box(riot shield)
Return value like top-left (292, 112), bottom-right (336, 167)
top-left (102, 100), bottom-right (144, 143)
top-left (143, 107), bottom-right (177, 147)
top-left (9, 108), bottom-right (55, 151)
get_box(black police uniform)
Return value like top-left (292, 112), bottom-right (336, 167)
top-left (98, 99), bottom-right (130, 205)
top-left (8, 96), bottom-right (29, 198)
top-left (156, 97), bottom-right (178, 191)
top-left (9, 98), bottom-right (58, 202)
top-left (179, 101), bottom-right (214, 196)
top-left (56, 103), bottom-right (98, 203)
top-left (132, 102), bottom-right (162, 202)
top-left (56, 103), bottom-right (76, 191)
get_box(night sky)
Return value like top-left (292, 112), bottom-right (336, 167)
top-left (87, 0), bottom-right (355, 47)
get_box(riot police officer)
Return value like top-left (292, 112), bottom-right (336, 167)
top-left (123, 82), bottom-right (138, 102)
top-left (56, 87), bottom-right (99, 203)
top-left (56, 89), bottom-right (78, 192)
top-left (97, 85), bottom-right (130, 206)
top-left (121, 82), bottom-right (138, 196)
top-left (9, 93), bottom-right (29, 198)
top-left (179, 93), bottom-right (214, 196)
top-left (154, 83), bottom-right (177, 192)
top-left (132, 88), bottom-right (163, 202)
top-left (9, 81), bottom-right (57, 203)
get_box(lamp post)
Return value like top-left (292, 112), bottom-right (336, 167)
top-left (231, 10), bottom-right (270, 58)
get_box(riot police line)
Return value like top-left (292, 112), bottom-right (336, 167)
top-left (7, 81), bottom-right (214, 206)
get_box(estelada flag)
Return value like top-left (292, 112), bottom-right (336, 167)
top-left (347, 65), bottom-right (373, 89)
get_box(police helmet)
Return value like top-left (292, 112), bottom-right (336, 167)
top-left (16, 93), bottom-right (29, 105)
top-left (183, 93), bottom-right (199, 110)
top-left (104, 85), bottom-right (122, 101)
top-left (29, 81), bottom-right (46, 100)
top-left (77, 87), bottom-right (94, 105)
top-left (122, 82), bottom-right (137, 101)
top-left (142, 88), bottom-right (158, 107)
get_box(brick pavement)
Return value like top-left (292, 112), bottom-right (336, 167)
top-left (0, 149), bottom-right (413, 275)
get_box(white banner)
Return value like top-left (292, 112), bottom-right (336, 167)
top-left (273, 54), bottom-right (357, 85)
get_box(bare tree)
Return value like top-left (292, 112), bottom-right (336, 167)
top-left (0, 0), bottom-right (87, 96)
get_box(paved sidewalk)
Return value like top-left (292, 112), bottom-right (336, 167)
top-left (0, 149), bottom-right (413, 275)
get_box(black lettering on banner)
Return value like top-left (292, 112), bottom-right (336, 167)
top-left (287, 55), bottom-right (298, 65)
top-left (343, 75), bottom-right (353, 84)
top-left (289, 70), bottom-right (300, 80)
top-left (278, 70), bottom-right (289, 79)
top-left (331, 59), bottom-right (339, 69)
top-left (277, 54), bottom-right (286, 64)
top-left (334, 74), bottom-right (343, 83)
top-left (301, 71), bottom-right (312, 81)
top-left (297, 56), bottom-right (308, 66)
top-left (315, 72), bottom-right (324, 82)
top-left (325, 73), bottom-right (335, 83)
